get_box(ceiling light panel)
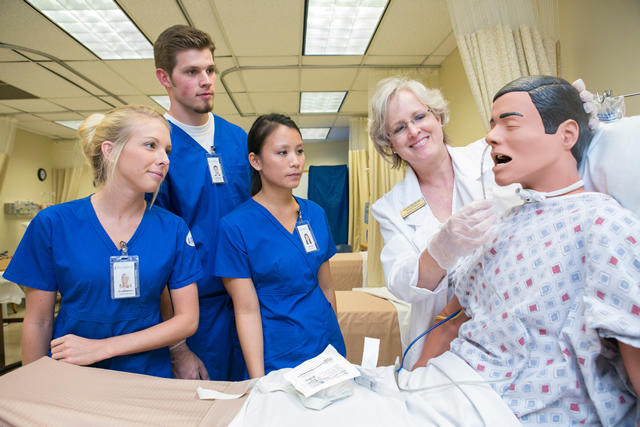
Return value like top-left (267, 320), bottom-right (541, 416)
top-left (304, 0), bottom-right (388, 55)
top-left (26, 0), bottom-right (153, 60)
top-left (300, 128), bottom-right (330, 140)
top-left (300, 92), bottom-right (346, 113)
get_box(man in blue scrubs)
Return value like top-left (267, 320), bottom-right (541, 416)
top-left (153, 25), bottom-right (250, 381)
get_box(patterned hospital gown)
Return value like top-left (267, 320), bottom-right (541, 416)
top-left (450, 193), bottom-right (640, 426)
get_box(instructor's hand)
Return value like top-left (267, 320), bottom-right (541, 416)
top-left (50, 334), bottom-right (104, 366)
top-left (170, 341), bottom-right (210, 380)
top-left (427, 199), bottom-right (498, 270)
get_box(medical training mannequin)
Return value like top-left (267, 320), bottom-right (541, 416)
top-left (153, 25), bottom-right (250, 381)
top-left (413, 76), bottom-right (640, 425)
top-left (4, 106), bottom-right (202, 378)
top-left (369, 76), bottom-right (520, 369)
top-left (214, 114), bottom-right (346, 379)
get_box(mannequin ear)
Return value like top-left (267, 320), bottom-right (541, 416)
top-left (557, 119), bottom-right (580, 152)
top-left (248, 152), bottom-right (261, 171)
top-left (156, 68), bottom-right (173, 89)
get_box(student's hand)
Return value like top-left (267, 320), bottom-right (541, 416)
top-left (427, 199), bottom-right (498, 270)
top-left (170, 341), bottom-right (210, 380)
top-left (50, 334), bottom-right (105, 366)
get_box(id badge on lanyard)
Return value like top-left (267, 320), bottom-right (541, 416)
top-left (110, 241), bottom-right (140, 299)
top-left (207, 145), bottom-right (226, 184)
top-left (295, 211), bottom-right (319, 254)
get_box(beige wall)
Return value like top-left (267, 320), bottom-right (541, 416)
top-left (293, 140), bottom-right (349, 199)
top-left (559, 0), bottom-right (640, 116)
top-left (53, 139), bottom-right (96, 199)
top-left (439, 48), bottom-right (487, 147)
top-left (0, 129), bottom-right (55, 255)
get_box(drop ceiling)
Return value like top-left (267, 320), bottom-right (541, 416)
top-left (0, 0), bottom-right (456, 141)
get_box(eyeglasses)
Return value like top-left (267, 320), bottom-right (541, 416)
top-left (386, 109), bottom-right (433, 140)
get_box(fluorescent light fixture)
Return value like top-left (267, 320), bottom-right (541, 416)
top-left (300, 128), bottom-right (331, 140)
top-left (304, 0), bottom-right (388, 55)
top-left (150, 96), bottom-right (171, 110)
top-left (300, 92), bottom-right (346, 113)
top-left (55, 120), bottom-right (84, 130)
top-left (26, 0), bottom-right (153, 60)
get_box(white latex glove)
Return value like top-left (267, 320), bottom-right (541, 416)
top-left (427, 200), bottom-right (498, 270)
top-left (572, 78), bottom-right (599, 131)
top-left (170, 341), bottom-right (210, 380)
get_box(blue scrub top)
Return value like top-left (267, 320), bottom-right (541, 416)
top-left (214, 197), bottom-right (346, 374)
top-left (4, 197), bottom-right (204, 378)
top-left (153, 115), bottom-right (251, 380)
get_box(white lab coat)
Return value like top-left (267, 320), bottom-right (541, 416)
top-left (371, 139), bottom-right (521, 370)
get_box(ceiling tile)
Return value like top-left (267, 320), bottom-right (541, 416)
top-left (18, 120), bottom-right (77, 137)
top-left (0, 1), bottom-right (97, 61)
top-left (302, 56), bottom-right (364, 66)
top-left (300, 69), bottom-right (358, 92)
top-left (433, 32), bottom-right (458, 56)
top-left (49, 97), bottom-right (114, 111)
top-left (1, 99), bottom-right (66, 113)
top-left (351, 69), bottom-right (370, 91)
top-left (12, 113), bottom-right (44, 122)
top-left (424, 55), bottom-right (447, 65)
top-left (39, 63), bottom-right (107, 97)
top-left (221, 71), bottom-right (245, 93)
top-left (214, 57), bottom-right (237, 75)
top-left (368, 0), bottom-right (451, 56)
top-left (0, 49), bottom-right (29, 62)
top-left (180, 0), bottom-right (231, 56)
top-left (363, 56), bottom-right (427, 65)
top-left (328, 127), bottom-right (349, 140)
top-left (35, 112), bottom-right (85, 121)
top-left (237, 57), bottom-right (300, 67)
top-left (119, 96), bottom-right (167, 112)
top-left (296, 115), bottom-right (338, 128)
top-left (65, 62), bottom-right (143, 96)
top-left (105, 60), bottom-right (165, 95)
top-left (214, 0), bottom-right (303, 56)
top-left (220, 115), bottom-right (256, 132)
top-left (242, 69), bottom-right (299, 92)
top-left (212, 93), bottom-right (239, 115)
top-left (250, 92), bottom-right (299, 115)
top-left (99, 97), bottom-right (126, 108)
top-left (339, 91), bottom-right (368, 114)
top-left (0, 104), bottom-right (20, 114)
top-left (333, 116), bottom-right (353, 127)
top-left (230, 92), bottom-right (254, 115)
top-left (118, 0), bottom-right (189, 42)
top-left (0, 63), bottom-right (88, 98)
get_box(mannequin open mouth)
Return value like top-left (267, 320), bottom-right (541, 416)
top-left (495, 154), bottom-right (512, 165)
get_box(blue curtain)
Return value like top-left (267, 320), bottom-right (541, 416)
top-left (307, 165), bottom-right (348, 245)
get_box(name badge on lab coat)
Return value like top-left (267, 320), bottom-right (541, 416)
top-left (207, 155), bottom-right (226, 184)
top-left (110, 255), bottom-right (140, 299)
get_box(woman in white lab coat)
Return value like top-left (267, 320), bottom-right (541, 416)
top-left (369, 76), bottom-right (521, 370)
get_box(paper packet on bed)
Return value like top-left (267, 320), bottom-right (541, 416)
top-left (284, 344), bottom-right (360, 398)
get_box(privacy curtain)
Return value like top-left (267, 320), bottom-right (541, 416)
top-left (447, 0), bottom-right (561, 131)
top-left (53, 167), bottom-right (83, 204)
top-left (0, 117), bottom-right (17, 194)
top-left (308, 165), bottom-right (349, 246)
top-left (348, 117), bottom-right (370, 252)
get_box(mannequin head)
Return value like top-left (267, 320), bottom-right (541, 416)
top-left (493, 76), bottom-right (590, 164)
top-left (487, 76), bottom-right (589, 191)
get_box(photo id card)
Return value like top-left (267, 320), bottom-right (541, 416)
top-left (207, 155), bottom-right (226, 184)
top-left (110, 255), bottom-right (140, 299)
top-left (296, 221), bottom-right (319, 253)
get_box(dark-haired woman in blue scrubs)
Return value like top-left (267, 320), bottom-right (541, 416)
top-left (214, 113), bottom-right (345, 378)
